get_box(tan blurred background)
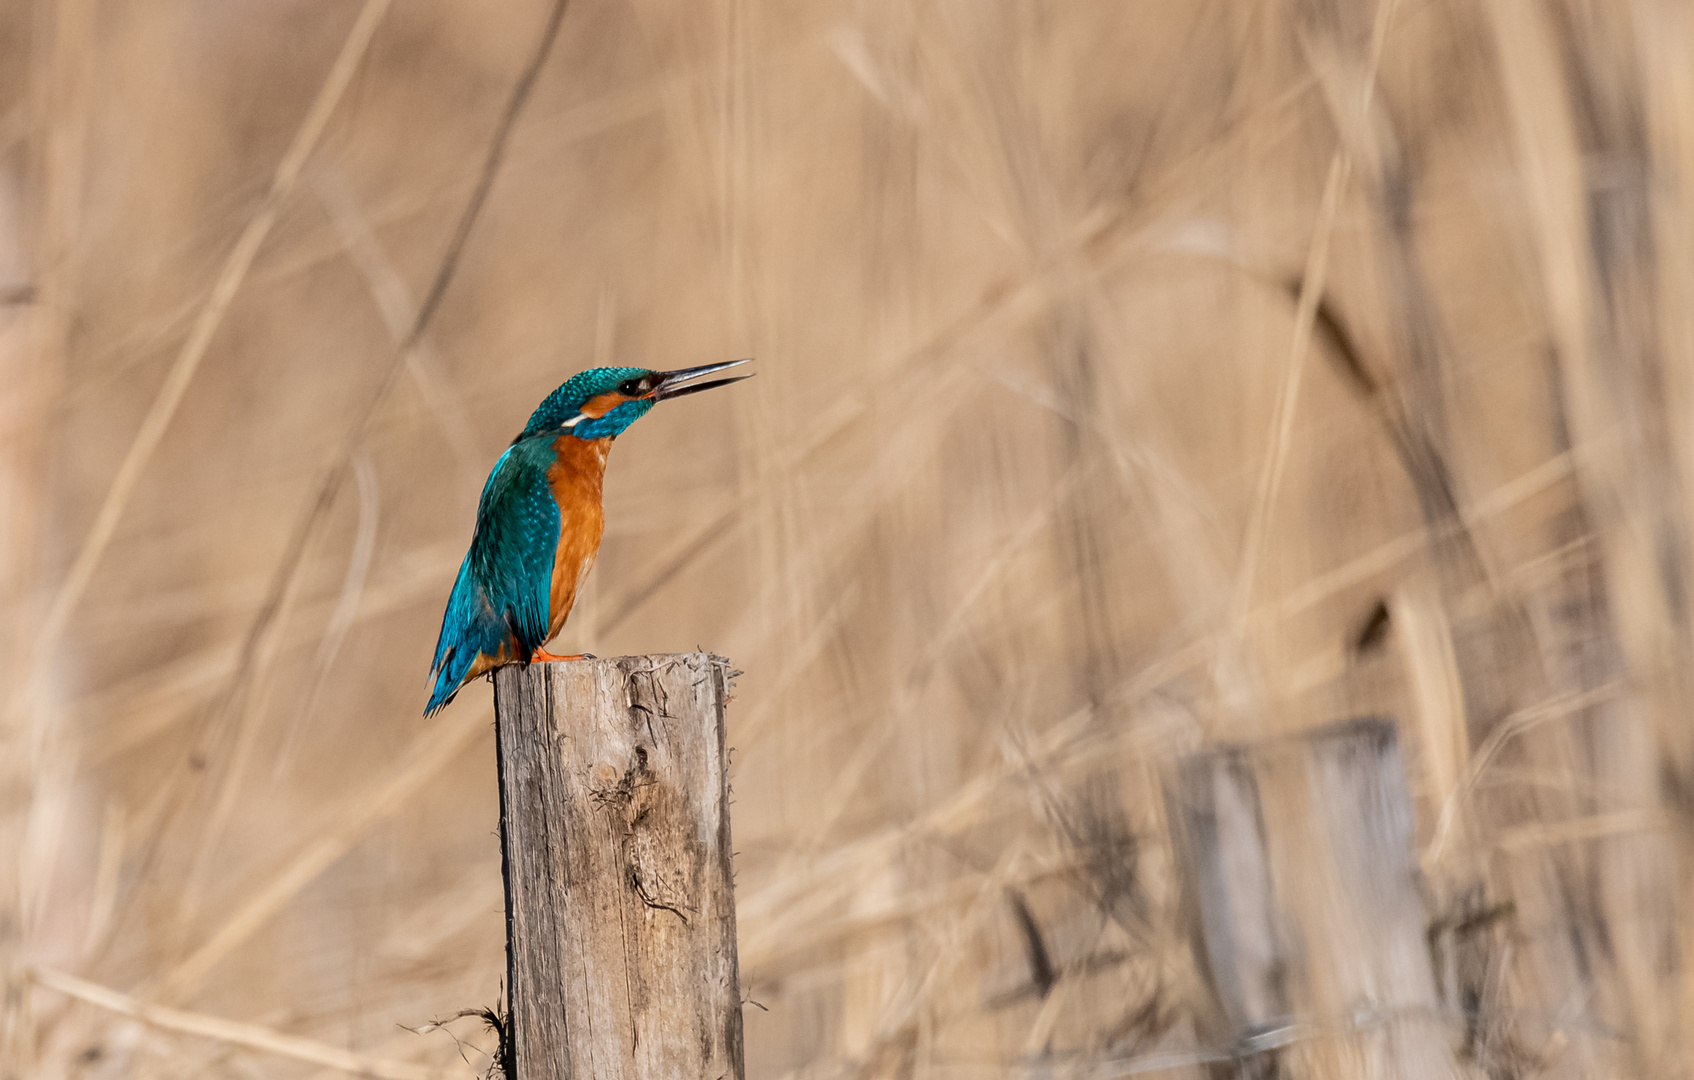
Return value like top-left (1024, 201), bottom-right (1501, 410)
top-left (5, 0), bottom-right (1694, 1076)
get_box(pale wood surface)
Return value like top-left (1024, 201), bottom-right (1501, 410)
top-left (1171, 746), bottom-right (1286, 1042)
top-left (494, 653), bottom-right (744, 1080)
top-left (1171, 717), bottom-right (1452, 1078)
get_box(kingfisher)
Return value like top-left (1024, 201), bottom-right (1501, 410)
top-left (424, 360), bottom-right (752, 715)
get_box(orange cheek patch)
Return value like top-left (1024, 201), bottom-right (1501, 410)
top-left (580, 392), bottom-right (631, 418)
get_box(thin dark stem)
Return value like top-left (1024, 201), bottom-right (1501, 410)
top-left (405, 0), bottom-right (570, 354)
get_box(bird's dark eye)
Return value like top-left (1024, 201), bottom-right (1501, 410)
top-left (618, 378), bottom-right (644, 396)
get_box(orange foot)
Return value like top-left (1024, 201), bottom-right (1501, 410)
top-left (530, 649), bottom-right (597, 663)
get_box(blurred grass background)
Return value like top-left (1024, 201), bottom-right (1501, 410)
top-left (5, 0), bottom-right (1694, 1076)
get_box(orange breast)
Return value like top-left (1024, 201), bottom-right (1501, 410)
top-left (544, 435), bottom-right (611, 642)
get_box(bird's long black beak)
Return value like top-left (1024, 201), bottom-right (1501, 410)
top-left (651, 358), bottom-right (755, 401)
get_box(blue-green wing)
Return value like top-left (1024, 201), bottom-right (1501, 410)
top-left (426, 438), bottom-right (559, 713)
top-left (468, 437), bottom-right (560, 650)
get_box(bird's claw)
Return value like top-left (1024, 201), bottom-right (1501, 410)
top-left (531, 648), bottom-right (592, 663)
top-left (535, 646), bottom-right (609, 663)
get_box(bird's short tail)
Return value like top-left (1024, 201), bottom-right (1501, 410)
top-left (424, 646), bottom-right (474, 716)
top-left (427, 539), bottom-right (535, 715)
top-left (426, 576), bottom-right (518, 715)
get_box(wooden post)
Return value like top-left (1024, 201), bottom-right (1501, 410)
top-left (1170, 745), bottom-right (1288, 1051)
top-left (1169, 717), bottom-right (1453, 1078)
top-left (493, 652), bottom-right (744, 1080)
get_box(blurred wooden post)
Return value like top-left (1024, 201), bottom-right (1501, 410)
top-left (1169, 745), bottom-right (1290, 1078)
top-left (1170, 717), bottom-right (1453, 1078)
top-left (493, 653), bottom-right (745, 1080)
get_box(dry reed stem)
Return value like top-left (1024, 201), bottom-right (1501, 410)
top-left (312, 169), bottom-right (482, 481)
top-left (1493, 809), bottom-right (1666, 852)
top-left (1229, 0), bottom-right (1398, 631)
top-left (1424, 679), bottom-right (1630, 864)
top-left (1230, 153), bottom-right (1352, 626)
top-left (31, 968), bottom-right (432, 1080)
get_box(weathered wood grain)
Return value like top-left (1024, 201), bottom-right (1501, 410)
top-left (494, 653), bottom-right (744, 1080)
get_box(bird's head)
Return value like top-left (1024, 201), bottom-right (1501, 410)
top-left (521, 360), bottom-right (753, 440)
